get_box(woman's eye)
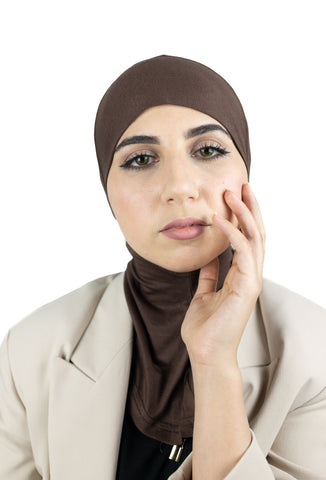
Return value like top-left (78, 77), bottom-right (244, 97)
top-left (133, 155), bottom-right (151, 166)
top-left (199, 146), bottom-right (217, 157)
top-left (195, 144), bottom-right (230, 159)
top-left (120, 153), bottom-right (155, 170)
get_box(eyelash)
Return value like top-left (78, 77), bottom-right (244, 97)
top-left (119, 142), bottom-right (230, 171)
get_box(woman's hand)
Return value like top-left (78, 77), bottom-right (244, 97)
top-left (181, 183), bottom-right (266, 368)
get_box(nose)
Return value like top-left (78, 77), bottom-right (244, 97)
top-left (160, 155), bottom-right (200, 205)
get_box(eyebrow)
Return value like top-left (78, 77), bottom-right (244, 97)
top-left (114, 123), bottom-right (231, 152)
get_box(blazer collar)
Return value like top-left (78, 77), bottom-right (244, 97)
top-left (69, 272), bottom-right (270, 377)
top-left (70, 272), bottom-right (133, 380)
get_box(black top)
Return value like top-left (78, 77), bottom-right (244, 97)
top-left (116, 407), bottom-right (193, 480)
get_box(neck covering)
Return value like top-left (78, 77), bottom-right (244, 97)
top-left (93, 54), bottom-right (251, 445)
top-left (124, 243), bottom-right (233, 445)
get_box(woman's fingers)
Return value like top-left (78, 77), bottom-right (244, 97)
top-left (241, 183), bottom-right (266, 244)
top-left (213, 211), bottom-right (253, 265)
top-left (213, 184), bottom-right (265, 273)
top-left (224, 187), bottom-right (262, 242)
top-left (224, 186), bottom-right (265, 257)
top-left (195, 257), bottom-right (219, 296)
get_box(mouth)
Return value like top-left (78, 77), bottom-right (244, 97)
top-left (160, 217), bottom-right (209, 231)
top-left (160, 217), bottom-right (210, 240)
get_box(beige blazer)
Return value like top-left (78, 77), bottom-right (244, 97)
top-left (1, 272), bottom-right (326, 479)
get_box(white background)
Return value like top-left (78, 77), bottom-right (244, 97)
top-left (1, 0), bottom-right (325, 340)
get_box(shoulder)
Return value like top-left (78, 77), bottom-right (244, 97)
top-left (5, 272), bottom-right (125, 370)
top-left (259, 278), bottom-right (326, 399)
top-left (260, 278), bottom-right (326, 331)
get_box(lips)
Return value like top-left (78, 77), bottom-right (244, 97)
top-left (160, 217), bottom-right (209, 240)
top-left (160, 217), bottom-right (208, 232)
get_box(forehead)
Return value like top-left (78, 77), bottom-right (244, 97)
top-left (120, 104), bottom-right (226, 137)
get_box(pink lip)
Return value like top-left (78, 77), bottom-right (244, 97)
top-left (160, 217), bottom-right (209, 240)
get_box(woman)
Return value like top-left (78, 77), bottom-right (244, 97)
top-left (0, 54), bottom-right (325, 479)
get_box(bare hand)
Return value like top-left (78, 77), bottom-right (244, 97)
top-left (181, 183), bottom-right (266, 368)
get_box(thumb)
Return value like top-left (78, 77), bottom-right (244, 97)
top-left (195, 257), bottom-right (219, 296)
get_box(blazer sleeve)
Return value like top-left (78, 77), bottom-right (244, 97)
top-left (171, 386), bottom-right (326, 480)
top-left (0, 330), bottom-right (41, 480)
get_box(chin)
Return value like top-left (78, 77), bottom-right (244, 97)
top-left (164, 262), bottom-right (202, 273)
top-left (133, 238), bottom-right (230, 273)
top-left (157, 250), bottom-right (226, 273)
top-left (156, 235), bottom-right (231, 272)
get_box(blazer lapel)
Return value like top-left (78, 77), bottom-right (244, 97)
top-left (48, 272), bottom-right (134, 479)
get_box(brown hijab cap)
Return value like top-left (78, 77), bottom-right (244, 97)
top-left (94, 54), bottom-right (251, 198)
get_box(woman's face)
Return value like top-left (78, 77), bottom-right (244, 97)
top-left (107, 104), bottom-right (248, 272)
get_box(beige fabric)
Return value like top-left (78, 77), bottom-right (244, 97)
top-left (0, 272), bottom-right (326, 479)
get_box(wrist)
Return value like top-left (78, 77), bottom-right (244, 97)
top-left (188, 349), bottom-right (239, 373)
top-left (190, 358), bottom-right (242, 388)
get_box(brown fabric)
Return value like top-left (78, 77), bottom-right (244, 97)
top-left (94, 54), bottom-right (251, 201)
top-left (123, 243), bottom-right (233, 445)
top-left (93, 54), bottom-right (252, 445)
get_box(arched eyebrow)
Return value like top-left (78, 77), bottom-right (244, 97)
top-left (114, 123), bottom-right (231, 152)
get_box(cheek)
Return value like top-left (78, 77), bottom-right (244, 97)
top-left (108, 182), bottom-right (152, 241)
top-left (206, 170), bottom-right (245, 223)
top-left (109, 175), bottom-right (157, 216)
top-left (208, 173), bottom-right (243, 203)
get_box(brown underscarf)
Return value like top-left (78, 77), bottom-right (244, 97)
top-left (123, 243), bottom-right (233, 445)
